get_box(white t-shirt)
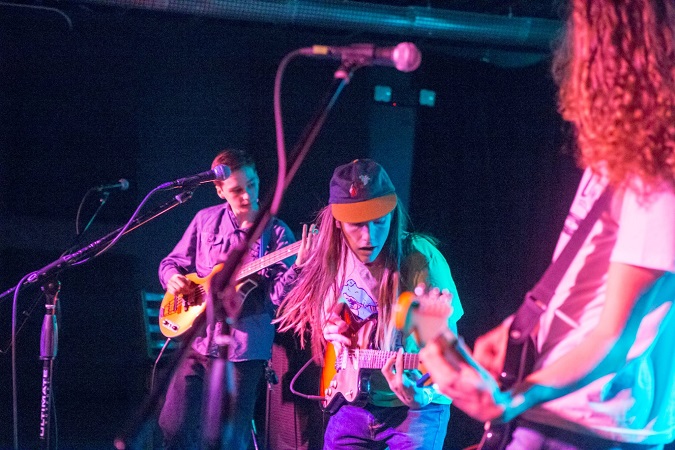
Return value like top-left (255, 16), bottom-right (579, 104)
top-left (523, 168), bottom-right (675, 444)
top-left (327, 236), bottom-right (463, 407)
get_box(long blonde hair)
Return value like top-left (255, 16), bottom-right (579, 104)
top-left (275, 204), bottom-right (406, 363)
top-left (553, 0), bottom-right (675, 191)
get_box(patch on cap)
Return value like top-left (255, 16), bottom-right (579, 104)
top-left (329, 159), bottom-right (397, 223)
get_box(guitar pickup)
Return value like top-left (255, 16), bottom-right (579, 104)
top-left (181, 286), bottom-right (207, 308)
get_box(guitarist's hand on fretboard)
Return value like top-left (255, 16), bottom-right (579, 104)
top-left (381, 348), bottom-right (434, 409)
top-left (420, 339), bottom-right (507, 423)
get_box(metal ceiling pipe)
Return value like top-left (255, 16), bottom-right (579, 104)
top-left (64, 0), bottom-right (561, 50)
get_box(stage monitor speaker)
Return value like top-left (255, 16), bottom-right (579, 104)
top-left (140, 290), bottom-right (177, 360)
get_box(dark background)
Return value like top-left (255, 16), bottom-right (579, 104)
top-left (0, 1), bottom-right (592, 449)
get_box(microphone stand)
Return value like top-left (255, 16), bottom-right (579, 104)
top-left (2, 188), bottom-right (196, 450)
top-left (38, 279), bottom-right (60, 450)
top-left (0, 190), bottom-right (195, 301)
top-left (199, 61), bottom-right (358, 450)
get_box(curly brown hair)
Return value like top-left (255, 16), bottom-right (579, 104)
top-left (552, 0), bottom-right (675, 192)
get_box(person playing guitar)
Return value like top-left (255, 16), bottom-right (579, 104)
top-left (275, 159), bottom-right (464, 450)
top-left (157, 148), bottom-right (315, 450)
top-left (420, 1), bottom-right (675, 449)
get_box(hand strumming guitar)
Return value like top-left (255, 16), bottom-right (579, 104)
top-left (420, 338), bottom-right (508, 422)
top-left (322, 302), bottom-right (352, 357)
top-left (166, 273), bottom-right (197, 297)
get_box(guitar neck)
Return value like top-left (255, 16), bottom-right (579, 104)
top-left (236, 240), bottom-right (301, 281)
top-left (356, 350), bottom-right (419, 370)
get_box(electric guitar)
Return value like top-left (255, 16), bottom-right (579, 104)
top-left (319, 303), bottom-right (429, 414)
top-left (477, 321), bottom-right (535, 450)
top-left (158, 240), bottom-right (302, 338)
top-left (321, 345), bottom-right (424, 414)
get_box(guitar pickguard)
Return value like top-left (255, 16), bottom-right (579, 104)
top-left (321, 347), bottom-right (421, 414)
top-left (323, 354), bottom-right (372, 414)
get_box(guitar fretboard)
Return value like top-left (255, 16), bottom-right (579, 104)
top-left (348, 349), bottom-right (420, 370)
top-left (236, 240), bottom-right (302, 280)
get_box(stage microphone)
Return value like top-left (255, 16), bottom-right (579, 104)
top-left (299, 42), bottom-right (422, 72)
top-left (158, 164), bottom-right (231, 189)
top-left (95, 179), bottom-right (130, 192)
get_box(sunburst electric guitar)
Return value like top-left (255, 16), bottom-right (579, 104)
top-left (321, 346), bottom-right (425, 414)
top-left (158, 240), bottom-right (303, 338)
top-left (320, 301), bottom-right (431, 415)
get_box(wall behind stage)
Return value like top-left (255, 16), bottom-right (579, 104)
top-left (1, 5), bottom-right (581, 449)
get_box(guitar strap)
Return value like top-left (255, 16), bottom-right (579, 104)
top-left (509, 187), bottom-right (612, 345)
top-left (259, 218), bottom-right (274, 259)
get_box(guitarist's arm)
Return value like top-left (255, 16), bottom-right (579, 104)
top-left (500, 263), bottom-right (664, 421)
top-left (420, 263), bottom-right (664, 424)
top-left (158, 212), bottom-right (201, 291)
top-left (383, 236), bottom-right (464, 409)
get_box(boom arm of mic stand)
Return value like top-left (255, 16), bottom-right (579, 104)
top-left (0, 189), bottom-right (195, 301)
top-left (285, 66), bottom-right (354, 187)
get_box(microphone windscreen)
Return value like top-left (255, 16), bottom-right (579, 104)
top-left (391, 42), bottom-right (422, 72)
top-left (212, 164), bottom-right (231, 181)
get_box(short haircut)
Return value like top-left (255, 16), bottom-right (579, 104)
top-left (211, 148), bottom-right (256, 172)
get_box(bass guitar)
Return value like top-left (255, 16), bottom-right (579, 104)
top-left (158, 240), bottom-right (302, 338)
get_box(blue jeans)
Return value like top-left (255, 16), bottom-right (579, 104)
top-left (323, 403), bottom-right (450, 450)
top-left (506, 420), bottom-right (665, 450)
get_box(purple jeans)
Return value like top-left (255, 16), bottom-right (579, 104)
top-left (158, 351), bottom-right (264, 450)
top-left (506, 420), bottom-right (665, 450)
top-left (323, 403), bottom-right (450, 450)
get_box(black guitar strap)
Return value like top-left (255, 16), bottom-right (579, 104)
top-left (478, 187), bottom-right (613, 450)
top-left (258, 218), bottom-right (274, 259)
top-left (509, 187), bottom-right (612, 345)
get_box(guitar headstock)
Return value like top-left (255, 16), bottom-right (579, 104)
top-left (394, 287), bottom-right (454, 347)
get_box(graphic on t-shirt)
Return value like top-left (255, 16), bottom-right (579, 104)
top-left (341, 279), bottom-right (377, 320)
